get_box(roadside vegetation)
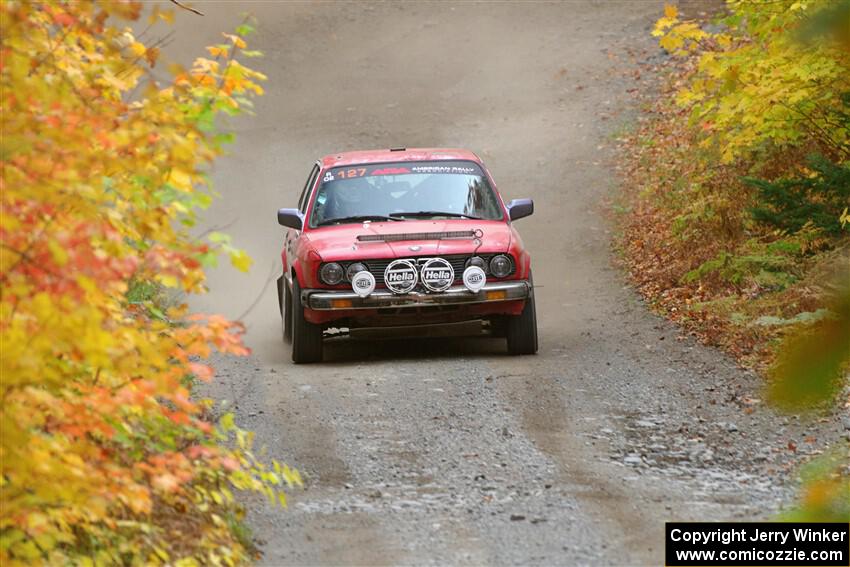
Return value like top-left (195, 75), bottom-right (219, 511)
top-left (1, 2), bottom-right (299, 564)
top-left (618, 0), bottom-right (848, 521)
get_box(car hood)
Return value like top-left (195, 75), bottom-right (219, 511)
top-left (308, 219), bottom-right (513, 260)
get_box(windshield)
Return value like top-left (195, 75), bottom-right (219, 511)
top-left (308, 160), bottom-right (503, 227)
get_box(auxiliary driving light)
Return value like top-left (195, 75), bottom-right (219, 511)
top-left (350, 270), bottom-right (376, 298)
top-left (462, 265), bottom-right (486, 293)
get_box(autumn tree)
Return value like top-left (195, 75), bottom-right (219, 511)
top-left (654, 0), bottom-right (850, 163)
top-left (1, 2), bottom-right (297, 563)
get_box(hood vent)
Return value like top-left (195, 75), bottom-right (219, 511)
top-left (357, 230), bottom-right (478, 243)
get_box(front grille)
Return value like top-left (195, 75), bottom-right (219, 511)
top-left (335, 254), bottom-right (514, 288)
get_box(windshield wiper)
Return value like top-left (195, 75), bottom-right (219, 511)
top-left (389, 211), bottom-right (481, 220)
top-left (317, 215), bottom-right (400, 226)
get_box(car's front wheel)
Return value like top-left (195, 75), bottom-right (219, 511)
top-left (291, 277), bottom-right (323, 363)
top-left (281, 278), bottom-right (292, 343)
top-left (506, 274), bottom-right (538, 355)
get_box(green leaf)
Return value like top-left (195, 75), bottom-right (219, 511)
top-left (235, 23), bottom-right (255, 37)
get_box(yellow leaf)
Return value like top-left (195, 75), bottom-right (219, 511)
top-left (230, 249), bottom-right (252, 272)
top-left (159, 9), bottom-right (175, 24)
top-left (48, 240), bottom-right (69, 266)
top-left (130, 41), bottom-right (146, 57)
top-left (168, 168), bottom-right (193, 191)
top-left (660, 34), bottom-right (684, 52)
top-left (206, 46), bottom-right (226, 58)
top-left (664, 4), bottom-right (678, 19)
top-left (222, 33), bottom-right (246, 49)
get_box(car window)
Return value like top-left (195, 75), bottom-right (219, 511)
top-left (309, 160), bottom-right (503, 227)
top-left (298, 164), bottom-right (320, 213)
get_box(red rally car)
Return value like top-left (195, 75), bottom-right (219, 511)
top-left (277, 148), bottom-right (537, 363)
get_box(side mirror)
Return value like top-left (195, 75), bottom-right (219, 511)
top-left (506, 198), bottom-right (534, 221)
top-left (277, 208), bottom-right (303, 230)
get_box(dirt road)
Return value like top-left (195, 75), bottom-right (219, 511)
top-left (164, 2), bottom-right (841, 564)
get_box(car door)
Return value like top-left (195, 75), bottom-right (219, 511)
top-left (284, 163), bottom-right (320, 272)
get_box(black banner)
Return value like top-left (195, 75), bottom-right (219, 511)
top-left (666, 522), bottom-right (849, 566)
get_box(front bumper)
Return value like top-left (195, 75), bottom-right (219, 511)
top-left (303, 281), bottom-right (531, 311)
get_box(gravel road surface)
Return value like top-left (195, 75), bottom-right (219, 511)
top-left (163, 2), bottom-right (845, 564)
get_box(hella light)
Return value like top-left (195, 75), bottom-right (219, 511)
top-left (489, 255), bottom-right (512, 278)
top-left (346, 262), bottom-right (368, 281)
top-left (319, 262), bottom-right (344, 285)
top-left (350, 270), bottom-right (376, 298)
top-left (463, 265), bottom-right (486, 292)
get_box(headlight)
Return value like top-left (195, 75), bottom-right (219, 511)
top-left (319, 262), bottom-right (344, 285)
top-left (489, 255), bottom-right (512, 278)
top-left (466, 256), bottom-right (487, 270)
top-left (346, 262), bottom-right (368, 281)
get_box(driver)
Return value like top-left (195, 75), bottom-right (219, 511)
top-left (321, 177), bottom-right (373, 220)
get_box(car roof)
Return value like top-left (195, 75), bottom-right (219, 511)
top-left (319, 148), bottom-right (483, 169)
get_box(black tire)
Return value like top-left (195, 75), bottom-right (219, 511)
top-left (291, 277), bottom-right (323, 363)
top-left (282, 278), bottom-right (292, 344)
top-left (506, 274), bottom-right (538, 355)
